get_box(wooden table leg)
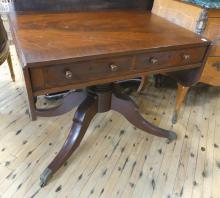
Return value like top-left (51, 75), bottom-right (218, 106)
top-left (40, 95), bottom-right (98, 187)
top-left (39, 83), bottom-right (177, 187)
top-left (172, 84), bottom-right (189, 124)
top-left (7, 53), bottom-right (15, 82)
top-left (137, 76), bottom-right (148, 93)
top-left (154, 74), bottom-right (164, 88)
top-left (111, 86), bottom-right (177, 140)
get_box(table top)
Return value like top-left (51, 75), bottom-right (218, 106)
top-left (9, 10), bottom-right (209, 68)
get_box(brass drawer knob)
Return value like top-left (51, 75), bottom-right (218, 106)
top-left (150, 57), bottom-right (158, 64)
top-left (183, 54), bottom-right (191, 60)
top-left (110, 64), bottom-right (119, 72)
top-left (65, 70), bottom-right (73, 79)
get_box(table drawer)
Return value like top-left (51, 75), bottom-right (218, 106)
top-left (136, 47), bottom-right (207, 71)
top-left (42, 56), bottom-right (133, 88)
top-left (30, 46), bottom-right (207, 92)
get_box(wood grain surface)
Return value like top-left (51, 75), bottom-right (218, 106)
top-left (9, 11), bottom-right (208, 67)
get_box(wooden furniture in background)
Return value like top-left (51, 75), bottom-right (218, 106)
top-left (0, 17), bottom-right (15, 82)
top-left (9, 0), bottom-right (209, 187)
top-left (149, 0), bottom-right (220, 123)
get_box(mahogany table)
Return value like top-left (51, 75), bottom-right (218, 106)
top-left (9, 10), bottom-right (210, 187)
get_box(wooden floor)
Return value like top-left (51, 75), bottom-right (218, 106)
top-left (0, 46), bottom-right (220, 198)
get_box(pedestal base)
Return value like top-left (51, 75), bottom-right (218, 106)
top-left (39, 83), bottom-right (177, 187)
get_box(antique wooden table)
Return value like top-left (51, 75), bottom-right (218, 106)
top-left (9, 10), bottom-right (210, 187)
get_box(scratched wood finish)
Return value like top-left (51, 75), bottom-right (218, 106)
top-left (9, 11), bottom-right (208, 68)
top-left (8, 10), bottom-right (209, 99)
top-left (1, 46), bottom-right (220, 197)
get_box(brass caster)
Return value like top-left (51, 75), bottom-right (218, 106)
top-left (172, 112), bottom-right (178, 125)
top-left (40, 168), bottom-right (53, 188)
top-left (166, 131), bottom-right (177, 144)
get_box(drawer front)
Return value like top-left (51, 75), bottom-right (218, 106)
top-left (43, 56), bottom-right (133, 88)
top-left (136, 47), bottom-right (207, 70)
top-left (200, 57), bottom-right (220, 86)
top-left (30, 46), bottom-right (208, 93)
